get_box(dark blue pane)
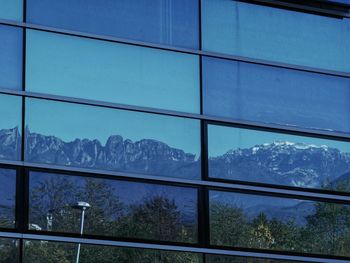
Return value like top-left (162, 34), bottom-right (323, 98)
top-left (29, 171), bottom-right (198, 243)
top-left (26, 0), bottom-right (199, 49)
top-left (0, 25), bottom-right (22, 90)
top-left (0, 169), bottom-right (16, 228)
top-left (202, 0), bottom-right (350, 72)
top-left (210, 190), bottom-right (350, 257)
top-left (203, 57), bottom-right (350, 134)
top-left (208, 125), bottom-right (350, 192)
top-left (25, 98), bottom-right (200, 179)
top-left (0, 94), bottom-right (22, 161)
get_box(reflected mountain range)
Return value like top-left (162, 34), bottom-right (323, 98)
top-left (1, 127), bottom-right (350, 190)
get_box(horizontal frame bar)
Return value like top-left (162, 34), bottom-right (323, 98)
top-left (237, 0), bottom-right (350, 18)
top-left (0, 231), bottom-right (349, 263)
top-left (0, 19), bottom-right (350, 79)
top-left (2, 88), bottom-right (350, 143)
top-left (2, 159), bottom-right (350, 202)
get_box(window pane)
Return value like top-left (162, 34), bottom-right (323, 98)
top-left (0, 25), bottom-right (22, 90)
top-left (26, 0), bottom-right (199, 49)
top-left (26, 30), bottom-right (200, 113)
top-left (202, 0), bottom-right (350, 72)
top-left (210, 190), bottom-right (350, 257)
top-left (206, 254), bottom-right (308, 263)
top-left (23, 240), bottom-right (202, 263)
top-left (25, 99), bottom-right (200, 179)
top-left (208, 124), bottom-right (350, 192)
top-left (0, 238), bottom-right (19, 263)
top-left (29, 171), bottom-right (198, 243)
top-left (0, 94), bottom-right (22, 161)
top-left (0, 0), bottom-right (22, 21)
top-left (0, 169), bottom-right (16, 228)
top-left (203, 57), bottom-right (350, 133)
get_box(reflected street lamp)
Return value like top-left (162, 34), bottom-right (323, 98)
top-left (72, 201), bottom-right (91, 263)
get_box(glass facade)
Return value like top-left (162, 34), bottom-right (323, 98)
top-left (25, 98), bottom-right (201, 179)
top-left (0, 25), bottom-right (22, 90)
top-left (202, 0), bottom-right (350, 72)
top-left (0, 0), bottom-right (349, 262)
top-left (26, 30), bottom-right (200, 113)
top-left (26, 0), bottom-right (199, 49)
top-left (0, 0), bottom-right (22, 21)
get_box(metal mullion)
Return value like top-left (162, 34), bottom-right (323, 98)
top-left (0, 19), bottom-right (350, 79)
top-left (1, 89), bottom-right (350, 144)
top-left (1, 232), bottom-right (350, 263)
top-left (1, 160), bottom-right (350, 204)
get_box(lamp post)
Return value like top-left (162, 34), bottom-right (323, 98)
top-left (72, 201), bottom-right (91, 263)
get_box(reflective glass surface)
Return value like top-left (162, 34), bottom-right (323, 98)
top-left (26, 0), bottom-right (199, 49)
top-left (0, 0), bottom-right (22, 21)
top-left (0, 94), bottom-right (22, 161)
top-left (26, 30), bottom-right (200, 113)
top-left (0, 238), bottom-right (19, 263)
top-left (0, 25), bottom-right (22, 90)
top-left (203, 57), bottom-right (350, 133)
top-left (29, 171), bottom-right (198, 243)
top-left (0, 169), bottom-right (16, 229)
top-left (210, 190), bottom-right (350, 256)
top-left (23, 240), bottom-right (202, 263)
top-left (25, 99), bottom-right (200, 179)
top-left (202, 0), bottom-right (350, 72)
top-left (206, 255), bottom-right (308, 263)
top-left (208, 124), bottom-right (350, 191)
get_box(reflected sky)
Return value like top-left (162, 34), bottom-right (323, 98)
top-left (203, 57), bottom-right (350, 133)
top-left (26, 98), bottom-right (200, 155)
top-left (0, 94), bottom-right (22, 131)
top-left (208, 125), bottom-right (350, 157)
top-left (0, 0), bottom-right (22, 21)
top-left (202, 0), bottom-right (350, 72)
top-left (0, 25), bottom-right (22, 90)
top-left (26, 30), bottom-right (200, 114)
top-left (26, 0), bottom-right (199, 49)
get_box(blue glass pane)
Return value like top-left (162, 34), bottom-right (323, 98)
top-left (0, 0), bottom-right (22, 21)
top-left (25, 99), bottom-right (201, 179)
top-left (208, 124), bottom-right (350, 192)
top-left (0, 238), bottom-right (19, 261)
top-left (26, 0), bottom-right (199, 49)
top-left (0, 25), bottom-right (22, 90)
top-left (26, 30), bottom-right (200, 113)
top-left (203, 57), bottom-right (350, 134)
top-left (206, 255), bottom-right (308, 263)
top-left (210, 190), bottom-right (350, 257)
top-left (0, 169), bottom-right (16, 228)
top-left (24, 240), bottom-right (201, 262)
top-left (202, 0), bottom-right (350, 72)
top-left (29, 171), bottom-right (198, 243)
top-left (0, 94), bottom-right (22, 161)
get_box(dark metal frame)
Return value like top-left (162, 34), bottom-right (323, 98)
top-left (0, 0), bottom-right (350, 262)
top-left (237, 0), bottom-right (350, 18)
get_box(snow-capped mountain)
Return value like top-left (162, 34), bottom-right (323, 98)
top-left (209, 141), bottom-right (350, 189)
top-left (1, 127), bottom-right (350, 190)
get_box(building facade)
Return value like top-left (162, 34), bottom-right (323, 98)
top-left (0, 0), bottom-right (350, 262)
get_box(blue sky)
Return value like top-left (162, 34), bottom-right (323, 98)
top-left (208, 125), bottom-right (350, 157)
top-left (202, 0), bottom-right (350, 72)
top-left (26, 29), bottom-right (200, 113)
top-left (26, 98), bottom-right (200, 155)
top-left (0, 94), bottom-right (22, 131)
